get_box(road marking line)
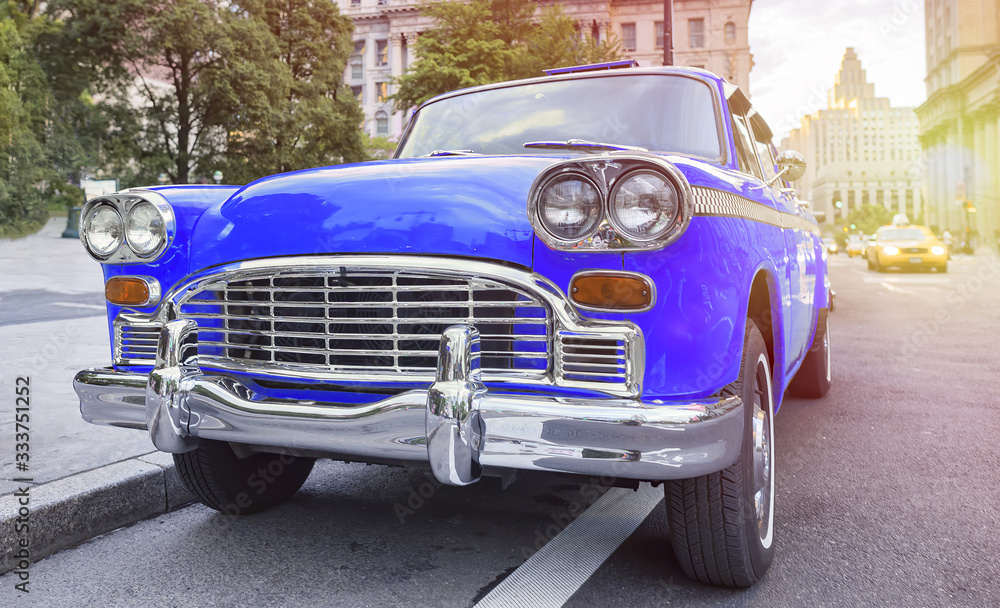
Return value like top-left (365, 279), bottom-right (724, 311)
top-left (52, 302), bottom-right (106, 310)
top-left (474, 484), bottom-right (662, 608)
top-left (881, 282), bottom-right (914, 294)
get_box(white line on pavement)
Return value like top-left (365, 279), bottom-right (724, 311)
top-left (474, 484), bottom-right (663, 608)
top-left (52, 302), bottom-right (106, 311)
top-left (881, 282), bottom-right (914, 294)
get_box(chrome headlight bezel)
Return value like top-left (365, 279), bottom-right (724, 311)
top-left (607, 169), bottom-right (682, 242)
top-left (533, 171), bottom-right (605, 245)
top-left (528, 153), bottom-right (693, 252)
top-left (81, 203), bottom-right (125, 259)
top-left (79, 190), bottom-right (175, 264)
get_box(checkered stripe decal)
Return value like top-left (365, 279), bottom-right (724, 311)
top-left (692, 187), bottom-right (821, 236)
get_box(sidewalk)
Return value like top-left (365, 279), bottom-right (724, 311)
top-left (1, 218), bottom-right (193, 573)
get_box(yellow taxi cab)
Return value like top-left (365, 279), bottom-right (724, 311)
top-left (866, 222), bottom-right (947, 273)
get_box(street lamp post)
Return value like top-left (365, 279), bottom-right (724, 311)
top-left (213, 170), bottom-right (223, 185)
top-left (663, 0), bottom-right (673, 66)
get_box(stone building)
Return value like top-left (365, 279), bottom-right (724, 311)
top-left (781, 49), bottom-right (923, 226)
top-left (333, 0), bottom-right (754, 140)
top-left (916, 0), bottom-right (1000, 241)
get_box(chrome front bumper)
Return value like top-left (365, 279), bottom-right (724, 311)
top-left (76, 322), bottom-right (744, 485)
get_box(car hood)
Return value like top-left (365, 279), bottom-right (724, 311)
top-left (188, 156), bottom-right (562, 272)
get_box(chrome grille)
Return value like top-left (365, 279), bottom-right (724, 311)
top-left (115, 322), bottom-right (161, 365)
top-left (176, 269), bottom-right (550, 380)
top-left (557, 334), bottom-right (628, 385)
top-left (901, 247), bottom-right (928, 254)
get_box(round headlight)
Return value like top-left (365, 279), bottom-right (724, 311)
top-left (609, 171), bottom-right (679, 241)
top-left (931, 245), bottom-right (945, 256)
top-left (84, 204), bottom-right (124, 257)
top-left (126, 201), bottom-right (166, 256)
top-left (883, 246), bottom-right (899, 256)
top-left (537, 175), bottom-right (603, 241)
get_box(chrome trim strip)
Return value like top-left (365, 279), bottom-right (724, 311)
top-left (75, 368), bottom-right (744, 481)
top-left (692, 186), bottom-right (822, 236)
top-left (119, 255), bottom-right (645, 398)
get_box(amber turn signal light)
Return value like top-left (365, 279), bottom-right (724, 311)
top-left (570, 272), bottom-right (654, 312)
top-left (105, 276), bottom-right (154, 306)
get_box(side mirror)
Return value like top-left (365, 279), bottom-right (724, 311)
top-left (775, 150), bottom-right (806, 182)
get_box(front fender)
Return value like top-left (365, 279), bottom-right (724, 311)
top-left (622, 215), bottom-right (789, 404)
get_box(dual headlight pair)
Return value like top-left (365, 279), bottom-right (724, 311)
top-left (529, 155), bottom-right (692, 251)
top-left (80, 191), bottom-right (175, 263)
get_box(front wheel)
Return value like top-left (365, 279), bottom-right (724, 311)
top-left (174, 440), bottom-right (315, 515)
top-left (664, 319), bottom-right (775, 587)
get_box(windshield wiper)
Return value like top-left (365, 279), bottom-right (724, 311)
top-left (423, 149), bottom-right (478, 157)
top-left (523, 139), bottom-right (648, 152)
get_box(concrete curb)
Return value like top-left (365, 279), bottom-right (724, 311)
top-left (0, 451), bottom-right (193, 574)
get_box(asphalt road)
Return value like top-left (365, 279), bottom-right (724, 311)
top-left (5, 253), bottom-right (1000, 607)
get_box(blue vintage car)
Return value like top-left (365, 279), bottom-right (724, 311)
top-left (75, 62), bottom-right (832, 587)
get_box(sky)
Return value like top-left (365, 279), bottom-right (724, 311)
top-left (747, 0), bottom-right (927, 142)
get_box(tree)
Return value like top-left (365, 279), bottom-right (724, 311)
top-left (0, 5), bottom-right (52, 237)
top-left (211, 0), bottom-right (365, 184)
top-left (392, 0), bottom-right (619, 112)
top-left (52, 0), bottom-right (365, 186)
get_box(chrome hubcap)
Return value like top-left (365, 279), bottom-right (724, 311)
top-left (751, 361), bottom-right (773, 547)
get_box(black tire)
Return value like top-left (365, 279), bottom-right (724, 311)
top-left (866, 255), bottom-right (874, 270)
top-left (174, 440), bottom-right (315, 515)
top-left (664, 319), bottom-right (775, 587)
top-left (939, 263), bottom-right (948, 273)
top-left (787, 308), bottom-right (831, 398)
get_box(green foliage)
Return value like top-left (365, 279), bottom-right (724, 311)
top-left (212, 0), bottom-right (365, 183)
top-left (362, 133), bottom-right (397, 160)
top-left (50, 0), bottom-right (365, 186)
top-left (0, 8), bottom-right (51, 238)
top-left (843, 204), bottom-right (894, 236)
top-left (392, 0), bottom-right (619, 111)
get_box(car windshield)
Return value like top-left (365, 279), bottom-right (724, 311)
top-left (396, 74), bottom-right (722, 160)
top-left (880, 228), bottom-right (927, 241)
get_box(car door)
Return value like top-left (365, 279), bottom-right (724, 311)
top-left (730, 111), bottom-right (812, 375)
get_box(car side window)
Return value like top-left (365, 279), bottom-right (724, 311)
top-left (730, 117), bottom-right (756, 177)
top-left (755, 141), bottom-right (778, 184)
top-left (731, 115), bottom-right (764, 180)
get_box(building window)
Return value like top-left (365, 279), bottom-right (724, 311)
top-left (655, 21), bottom-right (663, 49)
top-left (621, 23), bottom-right (636, 52)
top-left (351, 0), bottom-right (360, 5)
top-left (376, 40), bottom-right (388, 66)
top-left (688, 19), bottom-right (705, 48)
top-left (351, 40), bottom-right (364, 80)
top-left (377, 0), bottom-right (388, 5)
top-left (725, 22), bottom-right (736, 44)
top-left (376, 111), bottom-right (389, 136)
top-left (376, 81), bottom-right (388, 103)
top-left (351, 85), bottom-right (363, 103)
